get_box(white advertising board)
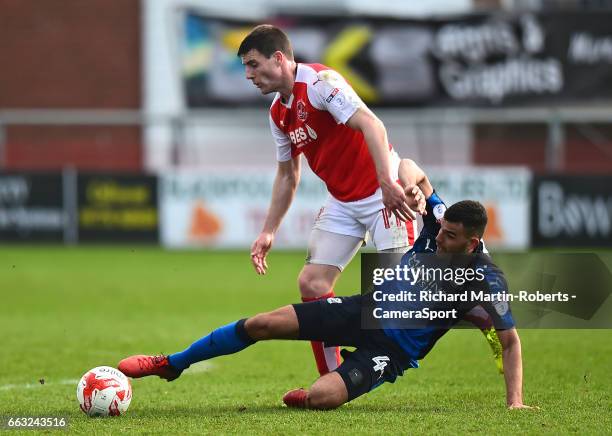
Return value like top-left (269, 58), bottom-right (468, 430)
top-left (161, 167), bottom-right (531, 249)
top-left (161, 170), bottom-right (327, 248)
top-left (426, 166), bottom-right (531, 250)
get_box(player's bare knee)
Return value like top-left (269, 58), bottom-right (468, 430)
top-left (244, 313), bottom-right (274, 340)
top-left (245, 307), bottom-right (297, 340)
top-left (298, 271), bottom-right (332, 299)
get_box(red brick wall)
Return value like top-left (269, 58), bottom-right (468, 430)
top-left (563, 124), bottom-right (612, 173)
top-left (6, 125), bottom-right (141, 171)
top-left (0, 0), bottom-right (142, 170)
top-left (474, 124), bottom-right (547, 171)
top-left (474, 124), bottom-right (612, 173)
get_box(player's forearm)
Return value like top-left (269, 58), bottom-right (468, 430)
top-left (346, 108), bottom-right (394, 186)
top-left (261, 171), bottom-right (299, 234)
top-left (361, 117), bottom-right (394, 186)
top-left (502, 336), bottom-right (524, 406)
top-left (398, 159), bottom-right (434, 198)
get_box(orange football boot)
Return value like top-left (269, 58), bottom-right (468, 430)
top-left (118, 354), bottom-right (181, 381)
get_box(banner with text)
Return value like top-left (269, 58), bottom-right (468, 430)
top-left (532, 175), bottom-right (612, 247)
top-left (0, 173), bottom-right (65, 242)
top-left (78, 174), bottom-right (159, 243)
top-left (181, 12), bottom-right (612, 107)
top-left (160, 167), bottom-right (530, 249)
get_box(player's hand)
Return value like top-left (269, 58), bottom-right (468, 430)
top-left (404, 185), bottom-right (427, 216)
top-left (250, 232), bottom-right (273, 275)
top-left (381, 179), bottom-right (415, 222)
top-left (508, 403), bottom-right (540, 410)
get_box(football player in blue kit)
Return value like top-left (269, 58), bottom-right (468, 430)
top-left (398, 159), bottom-right (504, 373)
top-left (118, 165), bottom-right (533, 409)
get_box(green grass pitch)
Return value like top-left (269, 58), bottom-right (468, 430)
top-left (0, 246), bottom-right (610, 434)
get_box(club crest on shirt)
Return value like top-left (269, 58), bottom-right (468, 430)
top-left (296, 99), bottom-right (308, 121)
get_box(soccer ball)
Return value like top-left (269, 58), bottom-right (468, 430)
top-left (76, 366), bottom-right (132, 417)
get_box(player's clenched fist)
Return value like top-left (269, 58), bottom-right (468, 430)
top-left (250, 232), bottom-right (274, 275)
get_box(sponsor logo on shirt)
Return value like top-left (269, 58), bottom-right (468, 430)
top-left (305, 123), bottom-right (317, 140)
top-left (326, 87), bottom-right (340, 103)
top-left (289, 124), bottom-right (317, 147)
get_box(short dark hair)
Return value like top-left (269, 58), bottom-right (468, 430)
top-left (237, 24), bottom-right (294, 60)
top-left (444, 200), bottom-right (488, 238)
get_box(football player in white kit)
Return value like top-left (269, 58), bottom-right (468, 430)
top-left (238, 24), bottom-right (420, 375)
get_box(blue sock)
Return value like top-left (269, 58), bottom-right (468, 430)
top-left (168, 319), bottom-right (255, 371)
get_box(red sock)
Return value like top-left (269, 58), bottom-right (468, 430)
top-left (301, 290), bottom-right (342, 376)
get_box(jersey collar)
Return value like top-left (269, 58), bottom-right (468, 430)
top-left (279, 93), bottom-right (294, 108)
top-left (279, 63), bottom-right (304, 108)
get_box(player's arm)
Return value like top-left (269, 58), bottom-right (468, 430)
top-left (401, 164), bottom-right (446, 254)
top-left (496, 328), bottom-right (535, 409)
top-left (251, 156), bottom-right (301, 275)
top-left (481, 268), bottom-right (536, 409)
top-left (263, 156), bottom-right (301, 235)
top-left (398, 158), bottom-right (434, 199)
top-left (346, 108), bottom-right (414, 222)
top-left (397, 158), bottom-right (434, 216)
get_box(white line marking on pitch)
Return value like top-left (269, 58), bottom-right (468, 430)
top-left (0, 379), bottom-right (79, 391)
top-left (0, 362), bottom-right (214, 391)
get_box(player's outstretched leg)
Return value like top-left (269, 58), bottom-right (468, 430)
top-left (301, 292), bottom-right (341, 375)
top-left (298, 264), bottom-right (343, 375)
top-left (118, 305), bottom-right (299, 381)
top-left (283, 371), bottom-right (348, 410)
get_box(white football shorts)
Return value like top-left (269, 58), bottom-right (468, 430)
top-left (306, 187), bottom-right (418, 270)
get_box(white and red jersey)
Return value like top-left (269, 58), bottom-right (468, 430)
top-left (269, 63), bottom-right (395, 202)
